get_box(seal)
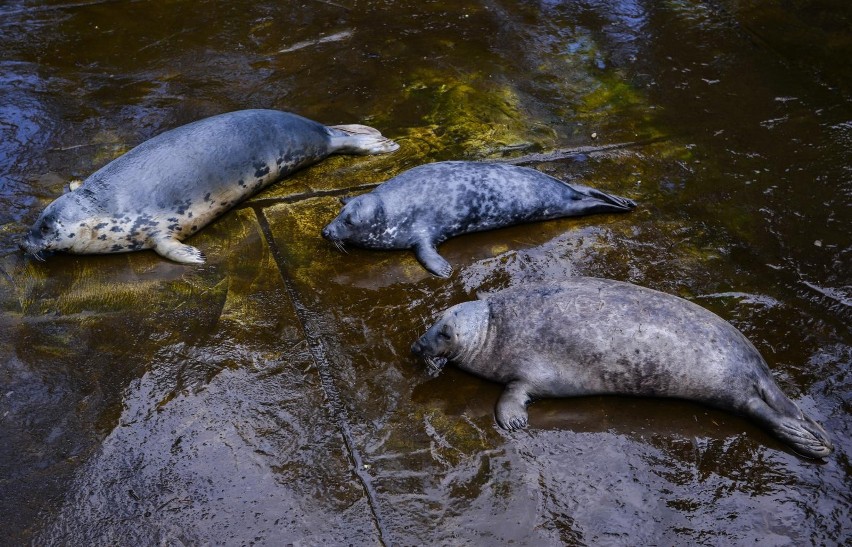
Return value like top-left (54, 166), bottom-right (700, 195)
top-left (20, 109), bottom-right (398, 263)
top-left (411, 278), bottom-right (833, 459)
top-left (321, 161), bottom-right (636, 277)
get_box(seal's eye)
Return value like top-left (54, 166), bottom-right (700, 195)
top-left (40, 223), bottom-right (50, 234)
top-left (438, 327), bottom-right (451, 340)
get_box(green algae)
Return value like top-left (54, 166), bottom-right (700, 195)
top-left (571, 73), bottom-right (666, 141)
top-left (393, 70), bottom-right (557, 160)
top-left (577, 77), bottom-right (641, 115)
top-left (256, 70), bottom-right (559, 200)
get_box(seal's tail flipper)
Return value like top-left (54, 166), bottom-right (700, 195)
top-left (747, 379), bottom-right (833, 459)
top-left (581, 186), bottom-right (637, 212)
top-left (328, 124), bottom-right (400, 155)
top-left (584, 186), bottom-right (637, 211)
top-left (561, 180), bottom-right (636, 213)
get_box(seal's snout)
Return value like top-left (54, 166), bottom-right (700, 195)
top-left (411, 334), bottom-right (448, 377)
top-left (321, 224), bottom-right (348, 253)
top-left (19, 230), bottom-right (37, 254)
top-left (19, 234), bottom-right (47, 262)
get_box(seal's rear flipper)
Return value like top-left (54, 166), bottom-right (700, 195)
top-left (153, 239), bottom-right (206, 264)
top-left (586, 187), bottom-right (637, 211)
top-left (566, 181), bottom-right (636, 213)
top-left (413, 241), bottom-right (453, 278)
top-left (746, 386), bottom-right (833, 459)
top-left (328, 124), bottom-right (400, 155)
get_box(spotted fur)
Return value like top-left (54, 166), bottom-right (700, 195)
top-left (21, 109), bottom-right (398, 263)
top-left (322, 161), bottom-right (636, 277)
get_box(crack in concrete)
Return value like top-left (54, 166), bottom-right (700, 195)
top-left (495, 136), bottom-right (671, 165)
top-left (252, 206), bottom-right (391, 546)
top-left (238, 182), bottom-right (381, 210)
top-left (234, 139), bottom-right (670, 213)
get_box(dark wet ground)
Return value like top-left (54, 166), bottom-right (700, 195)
top-left (1, 0), bottom-right (850, 545)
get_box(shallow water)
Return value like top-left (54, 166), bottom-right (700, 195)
top-left (1, 0), bottom-right (850, 544)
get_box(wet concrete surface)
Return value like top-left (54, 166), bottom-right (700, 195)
top-left (1, 0), bottom-right (850, 545)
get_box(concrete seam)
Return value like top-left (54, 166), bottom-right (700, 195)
top-left (252, 205), bottom-right (391, 546)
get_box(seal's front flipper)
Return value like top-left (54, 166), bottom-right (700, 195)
top-left (413, 241), bottom-right (453, 278)
top-left (328, 124), bottom-right (400, 155)
top-left (153, 239), bottom-right (206, 264)
top-left (496, 381), bottom-right (532, 431)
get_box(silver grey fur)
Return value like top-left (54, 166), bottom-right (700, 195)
top-left (21, 109), bottom-right (398, 263)
top-left (321, 161), bottom-right (636, 277)
top-left (412, 278), bottom-right (833, 459)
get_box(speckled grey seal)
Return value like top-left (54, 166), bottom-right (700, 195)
top-left (20, 109), bottom-right (398, 263)
top-left (321, 161), bottom-right (636, 277)
top-left (411, 278), bottom-right (833, 459)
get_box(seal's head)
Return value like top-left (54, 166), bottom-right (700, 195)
top-left (321, 193), bottom-right (388, 250)
top-left (20, 193), bottom-right (96, 260)
top-left (411, 300), bottom-right (490, 376)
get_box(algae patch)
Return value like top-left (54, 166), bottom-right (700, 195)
top-left (390, 70), bottom-right (558, 161)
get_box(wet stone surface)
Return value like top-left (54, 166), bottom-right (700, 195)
top-left (1, 0), bottom-right (851, 545)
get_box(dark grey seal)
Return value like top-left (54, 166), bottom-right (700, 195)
top-left (21, 109), bottom-right (398, 263)
top-left (321, 161), bottom-right (636, 277)
top-left (411, 278), bottom-right (833, 459)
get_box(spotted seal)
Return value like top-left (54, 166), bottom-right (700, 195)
top-left (321, 161), bottom-right (636, 277)
top-left (20, 109), bottom-right (398, 263)
top-left (411, 278), bottom-right (833, 459)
